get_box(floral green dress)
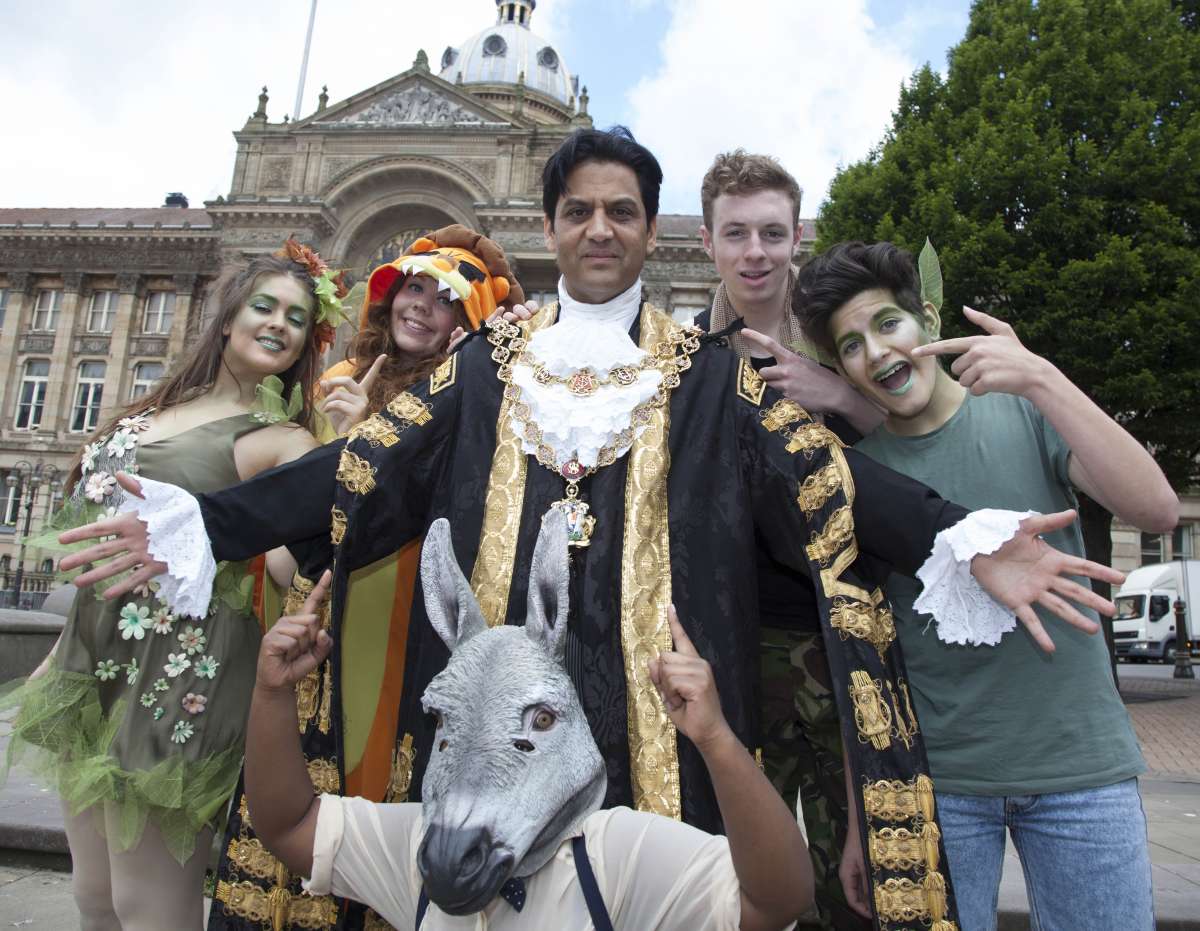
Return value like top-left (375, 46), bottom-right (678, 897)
top-left (4, 413), bottom-right (267, 864)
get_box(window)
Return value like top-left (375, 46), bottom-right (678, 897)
top-left (39, 558), bottom-right (53, 573)
top-left (87, 290), bottom-right (118, 333)
top-left (130, 362), bottom-right (164, 400)
top-left (14, 360), bottom-right (50, 429)
top-left (1142, 526), bottom-right (1195, 565)
top-left (0, 555), bottom-right (9, 570)
top-left (70, 361), bottom-right (106, 433)
top-left (1174, 524), bottom-right (1194, 560)
top-left (31, 290), bottom-right (61, 331)
top-left (143, 292), bottom-right (176, 334)
top-left (1, 479), bottom-right (20, 526)
top-left (0, 288), bottom-right (8, 331)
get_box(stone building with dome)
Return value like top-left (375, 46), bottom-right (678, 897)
top-left (0, 0), bottom-right (1183, 603)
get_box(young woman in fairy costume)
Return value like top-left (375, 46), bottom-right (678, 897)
top-left (315, 225), bottom-right (522, 802)
top-left (2, 242), bottom-right (344, 930)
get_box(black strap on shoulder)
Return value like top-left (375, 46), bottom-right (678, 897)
top-left (415, 888), bottom-right (429, 930)
top-left (702, 315), bottom-right (745, 345)
top-left (572, 834), bottom-right (615, 931)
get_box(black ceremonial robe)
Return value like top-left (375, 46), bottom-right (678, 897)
top-left (205, 304), bottom-right (963, 931)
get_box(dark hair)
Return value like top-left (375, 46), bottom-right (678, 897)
top-left (541, 126), bottom-right (663, 226)
top-left (345, 273), bottom-right (470, 414)
top-left (67, 254), bottom-right (322, 490)
top-left (793, 241), bottom-right (926, 357)
top-left (700, 150), bottom-right (802, 229)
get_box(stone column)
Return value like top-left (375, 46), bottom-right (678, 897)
top-left (167, 274), bottom-right (197, 371)
top-left (41, 272), bottom-right (83, 435)
top-left (0, 272), bottom-right (34, 424)
top-left (101, 273), bottom-right (140, 420)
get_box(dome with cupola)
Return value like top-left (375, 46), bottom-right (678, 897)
top-left (439, 0), bottom-right (579, 121)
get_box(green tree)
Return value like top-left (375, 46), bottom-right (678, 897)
top-left (818, 0), bottom-right (1200, 611)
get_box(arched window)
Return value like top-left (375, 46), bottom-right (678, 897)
top-left (40, 558), bottom-right (54, 574)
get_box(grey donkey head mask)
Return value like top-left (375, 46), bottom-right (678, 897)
top-left (416, 510), bottom-right (607, 916)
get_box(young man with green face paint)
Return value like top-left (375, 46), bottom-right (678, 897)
top-left (793, 240), bottom-right (1179, 930)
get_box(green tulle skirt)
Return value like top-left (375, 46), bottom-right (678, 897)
top-left (2, 666), bottom-right (247, 864)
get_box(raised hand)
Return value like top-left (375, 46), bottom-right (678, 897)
top-left (256, 569), bottom-right (333, 692)
top-left (971, 509), bottom-right (1124, 652)
top-left (911, 306), bottom-right (1051, 398)
top-left (320, 353), bottom-right (386, 435)
top-left (648, 606), bottom-right (731, 751)
top-left (741, 328), bottom-right (848, 411)
top-left (58, 472), bottom-right (165, 599)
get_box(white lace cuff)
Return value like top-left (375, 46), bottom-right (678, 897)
top-left (116, 476), bottom-right (216, 619)
top-left (913, 509), bottom-right (1037, 646)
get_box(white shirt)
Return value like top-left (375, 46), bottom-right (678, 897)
top-left (305, 795), bottom-right (742, 930)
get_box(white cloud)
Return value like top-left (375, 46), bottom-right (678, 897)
top-left (0, 0), bottom-right (552, 208)
top-left (626, 0), bottom-right (915, 216)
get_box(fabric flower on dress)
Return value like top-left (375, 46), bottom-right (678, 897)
top-left (106, 429), bottom-right (138, 458)
top-left (151, 608), bottom-right (175, 635)
top-left (83, 471), bottom-right (117, 503)
top-left (132, 577), bottom-right (161, 599)
top-left (94, 659), bottom-right (120, 681)
top-left (140, 692), bottom-right (157, 708)
top-left (118, 412), bottom-right (154, 433)
top-left (170, 721), bottom-right (194, 744)
top-left (117, 604), bottom-right (152, 640)
top-left (181, 693), bottom-right (207, 715)
top-left (153, 677), bottom-right (170, 692)
top-left (153, 708), bottom-right (165, 721)
top-left (164, 653), bottom-right (191, 677)
top-left (194, 655), bottom-right (220, 679)
top-left (80, 442), bottom-right (102, 475)
top-left (123, 658), bottom-right (139, 685)
top-left (177, 625), bottom-right (207, 655)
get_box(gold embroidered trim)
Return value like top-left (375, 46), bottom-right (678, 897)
top-left (386, 391), bottom-right (432, 426)
top-left (621, 305), bottom-right (683, 820)
top-left (868, 823), bottom-right (941, 872)
top-left (736, 358), bottom-right (766, 405)
top-left (818, 539), bottom-right (872, 602)
top-left (348, 413), bottom-right (400, 448)
top-left (888, 679), bottom-right (920, 749)
top-left (785, 422), bottom-right (842, 457)
top-left (806, 505), bottom-right (855, 565)
top-left (830, 590), bottom-right (896, 658)
top-left (759, 398), bottom-right (810, 433)
top-left (429, 353), bottom-right (457, 394)
top-left (336, 448), bottom-right (376, 495)
top-left (319, 660), bottom-right (332, 734)
top-left (850, 669), bottom-right (892, 750)
top-left (470, 305), bottom-right (558, 626)
top-left (330, 506), bottom-right (347, 546)
top-left (214, 879), bottom-right (337, 930)
top-left (385, 733), bottom-right (415, 802)
top-left (226, 836), bottom-right (282, 881)
top-left (797, 462), bottom-right (843, 513)
top-left (296, 669), bottom-right (319, 731)
top-left (237, 793), bottom-right (251, 828)
top-left (285, 575), bottom-right (332, 733)
top-left (873, 873), bottom-right (954, 928)
top-left (307, 757), bottom-right (340, 794)
top-left (862, 775), bottom-right (936, 823)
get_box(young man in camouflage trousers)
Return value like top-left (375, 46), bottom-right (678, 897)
top-left (697, 151), bottom-right (881, 930)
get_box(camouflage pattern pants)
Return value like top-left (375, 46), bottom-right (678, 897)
top-left (761, 626), bottom-right (872, 931)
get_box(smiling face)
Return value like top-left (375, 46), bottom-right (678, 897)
top-left (830, 287), bottom-right (962, 435)
top-left (702, 189), bottom-right (800, 313)
top-left (221, 273), bottom-right (312, 380)
top-left (389, 273), bottom-right (460, 358)
top-left (543, 160), bottom-right (657, 304)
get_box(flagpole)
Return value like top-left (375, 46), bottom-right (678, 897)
top-left (293, 0), bottom-right (318, 121)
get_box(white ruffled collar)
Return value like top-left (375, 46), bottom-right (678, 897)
top-left (555, 275), bottom-right (643, 333)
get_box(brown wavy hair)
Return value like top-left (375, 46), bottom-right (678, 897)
top-left (67, 254), bottom-right (323, 490)
top-left (345, 273), bottom-right (471, 414)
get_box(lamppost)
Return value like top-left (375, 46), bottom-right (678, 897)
top-left (1174, 552), bottom-right (1194, 679)
top-left (6, 459), bottom-right (62, 609)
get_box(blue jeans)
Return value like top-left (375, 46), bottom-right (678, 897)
top-left (936, 778), bottom-right (1153, 931)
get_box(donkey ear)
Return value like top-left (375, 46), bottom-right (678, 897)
top-left (421, 518), bottom-right (487, 652)
top-left (526, 509), bottom-right (570, 660)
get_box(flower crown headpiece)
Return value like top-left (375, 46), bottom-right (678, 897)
top-left (277, 239), bottom-right (350, 354)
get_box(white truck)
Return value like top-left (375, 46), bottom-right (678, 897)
top-left (1113, 560), bottom-right (1200, 662)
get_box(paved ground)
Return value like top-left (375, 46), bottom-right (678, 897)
top-left (1, 666), bottom-right (1198, 929)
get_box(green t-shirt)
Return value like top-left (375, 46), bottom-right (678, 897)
top-left (855, 392), bottom-right (1144, 796)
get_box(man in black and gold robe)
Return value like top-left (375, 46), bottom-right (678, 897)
top-left (66, 128), bottom-right (1119, 931)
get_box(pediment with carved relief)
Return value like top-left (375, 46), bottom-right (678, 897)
top-left (313, 78), bottom-right (511, 128)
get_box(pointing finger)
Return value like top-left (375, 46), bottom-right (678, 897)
top-left (302, 569), bottom-right (333, 616)
top-left (358, 354), bottom-right (388, 394)
top-left (911, 336), bottom-right (984, 357)
top-left (963, 306), bottom-right (1016, 337)
top-left (741, 328), bottom-right (788, 361)
top-left (667, 605), bottom-right (699, 658)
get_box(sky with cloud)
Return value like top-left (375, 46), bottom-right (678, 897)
top-left (0, 0), bottom-right (969, 216)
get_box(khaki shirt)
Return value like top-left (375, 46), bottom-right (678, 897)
top-left (305, 796), bottom-right (742, 929)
